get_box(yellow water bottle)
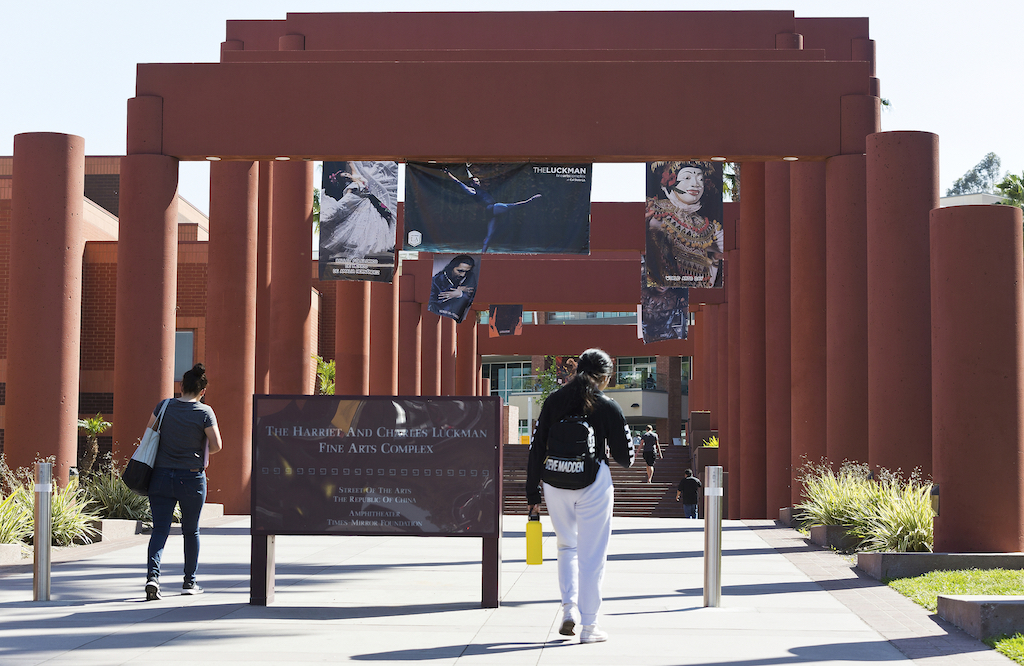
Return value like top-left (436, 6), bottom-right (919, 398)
top-left (526, 513), bottom-right (543, 565)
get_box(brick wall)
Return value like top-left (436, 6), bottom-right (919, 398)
top-left (0, 197), bottom-right (10, 361)
top-left (84, 174), bottom-right (120, 217)
top-left (314, 277), bottom-right (337, 361)
top-left (81, 243), bottom-right (118, 370)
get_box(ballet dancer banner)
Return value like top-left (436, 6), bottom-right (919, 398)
top-left (404, 162), bottom-right (592, 255)
top-left (645, 161), bottom-right (725, 289)
top-left (318, 161), bottom-right (399, 282)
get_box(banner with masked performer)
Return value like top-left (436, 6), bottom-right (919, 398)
top-left (319, 161), bottom-right (399, 282)
top-left (405, 162), bottom-right (591, 255)
top-left (645, 161), bottom-right (724, 289)
top-left (428, 254), bottom-right (481, 324)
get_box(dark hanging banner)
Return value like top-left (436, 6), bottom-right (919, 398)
top-left (428, 253), bottom-right (481, 324)
top-left (252, 395), bottom-right (502, 538)
top-left (318, 161), bottom-right (399, 282)
top-left (404, 162), bottom-right (592, 255)
top-left (488, 305), bottom-right (523, 337)
top-left (641, 256), bottom-right (690, 343)
top-left (645, 161), bottom-right (724, 289)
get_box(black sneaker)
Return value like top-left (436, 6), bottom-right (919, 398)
top-left (145, 581), bottom-right (161, 601)
top-left (181, 582), bottom-right (204, 595)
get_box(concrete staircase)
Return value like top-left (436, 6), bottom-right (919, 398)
top-left (502, 444), bottom-right (692, 518)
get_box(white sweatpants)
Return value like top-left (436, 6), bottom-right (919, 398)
top-left (542, 462), bottom-right (614, 626)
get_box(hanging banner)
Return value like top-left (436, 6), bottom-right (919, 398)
top-left (319, 161), bottom-right (399, 282)
top-left (428, 254), bottom-right (481, 324)
top-left (404, 162), bottom-right (592, 254)
top-left (642, 255), bottom-right (689, 343)
top-left (645, 161), bottom-right (724, 288)
top-left (488, 305), bottom-right (523, 337)
top-left (252, 395), bottom-right (501, 537)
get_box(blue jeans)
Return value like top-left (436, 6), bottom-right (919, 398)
top-left (147, 467), bottom-right (207, 585)
top-left (683, 503), bottom-right (699, 519)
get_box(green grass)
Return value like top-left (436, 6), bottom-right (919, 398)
top-left (889, 569), bottom-right (1024, 665)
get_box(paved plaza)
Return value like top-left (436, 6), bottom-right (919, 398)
top-left (0, 515), bottom-right (1012, 665)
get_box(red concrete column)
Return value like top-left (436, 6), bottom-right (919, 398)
top-left (456, 316), bottom-right (479, 395)
top-left (205, 160), bottom-right (257, 513)
top-left (932, 204), bottom-right (1024, 552)
top-left (707, 305), bottom-right (719, 430)
top-left (764, 162), bottom-right (792, 515)
top-left (726, 249), bottom-right (741, 517)
top-left (369, 281), bottom-right (398, 395)
top-left (825, 154), bottom-right (869, 467)
top-left (255, 161), bottom-right (273, 394)
top-left (112, 153), bottom-right (179, 461)
top-left (420, 307), bottom-right (442, 396)
top-left (790, 161), bottom-right (827, 504)
top-left (398, 275), bottom-right (422, 395)
top-left (690, 309), bottom-right (705, 412)
top-left (739, 162), bottom-right (767, 518)
top-left (441, 317), bottom-right (457, 395)
top-left (334, 281), bottom-right (370, 395)
top-left (716, 303), bottom-right (729, 479)
top-left (866, 132), bottom-right (938, 477)
top-left (269, 160), bottom-right (314, 394)
top-left (6, 133), bottom-right (85, 482)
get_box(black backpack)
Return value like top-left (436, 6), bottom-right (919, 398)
top-left (541, 415), bottom-right (601, 490)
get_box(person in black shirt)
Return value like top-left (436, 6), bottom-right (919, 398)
top-left (676, 468), bottom-right (703, 519)
top-left (526, 348), bottom-right (634, 643)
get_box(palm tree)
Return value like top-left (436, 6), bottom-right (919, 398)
top-left (77, 413), bottom-right (112, 475)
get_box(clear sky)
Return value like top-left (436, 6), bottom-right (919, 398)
top-left (2, 1), bottom-right (1020, 214)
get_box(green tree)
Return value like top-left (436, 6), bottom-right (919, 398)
top-left (312, 355), bottom-right (335, 395)
top-left (996, 172), bottom-right (1024, 209)
top-left (947, 152), bottom-right (1003, 196)
top-left (535, 355), bottom-right (561, 407)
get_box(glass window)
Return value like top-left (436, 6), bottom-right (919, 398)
top-left (174, 331), bottom-right (195, 381)
top-left (615, 356), bottom-right (656, 388)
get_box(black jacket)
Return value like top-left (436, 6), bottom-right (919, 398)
top-left (526, 384), bottom-right (634, 505)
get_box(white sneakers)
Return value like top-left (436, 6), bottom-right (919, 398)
top-left (580, 624), bottom-right (609, 643)
top-left (559, 603), bottom-right (580, 636)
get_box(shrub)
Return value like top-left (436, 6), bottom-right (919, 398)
top-left (83, 466), bottom-right (152, 522)
top-left (795, 459), bottom-right (934, 553)
top-left (0, 489), bottom-right (32, 544)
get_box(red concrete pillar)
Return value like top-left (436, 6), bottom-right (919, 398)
top-left (205, 160), bottom-right (257, 513)
top-left (255, 161), bottom-right (273, 394)
top-left (334, 281), bottom-right (370, 395)
top-left (764, 162), bottom-right (792, 514)
top-left (269, 160), bottom-right (314, 394)
top-left (739, 162), bottom-right (767, 518)
top-left (441, 317), bottom-right (457, 395)
top-left (6, 133), bottom-right (85, 482)
top-left (112, 153), bottom-right (179, 461)
top-left (866, 132), bottom-right (938, 477)
top-left (369, 281), bottom-right (398, 395)
top-left (726, 249), bottom-right (742, 517)
top-left (456, 316), bottom-right (479, 396)
top-left (716, 303), bottom-right (729, 478)
top-left (420, 307), bottom-right (442, 396)
top-left (398, 275), bottom-right (422, 395)
top-left (707, 305), bottom-right (719, 430)
top-left (690, 309), bottom-right (705, 412)
top-left (932, 204), bottom-right (1024, 552)
top-left (790, 161), bottom-right (827, 504)
top-left (825, 154), bottom-right (869, 467)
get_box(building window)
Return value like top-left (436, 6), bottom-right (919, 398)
top-left (615, 356), bottom-right (657, 389)
top-left (482, 361), bottom-right (534, 403)
top-left (174, 330), bottom-right (195, 381)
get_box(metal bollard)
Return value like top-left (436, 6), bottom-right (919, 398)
top-left (703, 465), bottom-right (723, 607)
top-left (33, 462), bottom-right (52, 601)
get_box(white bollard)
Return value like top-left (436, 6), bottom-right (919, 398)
top-left (703, 465), bottom-right (723, 607)
top-left (33, 462), bottom-right (52, 601)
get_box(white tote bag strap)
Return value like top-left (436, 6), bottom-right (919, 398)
top-left (154, 399), bottom-right (171, 432)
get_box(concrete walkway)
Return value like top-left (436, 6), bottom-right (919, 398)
top-left (0, 516), bottom-right (1013, 665)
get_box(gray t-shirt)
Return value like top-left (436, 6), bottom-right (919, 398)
top-left (152, 399), bottom-right (217, 470)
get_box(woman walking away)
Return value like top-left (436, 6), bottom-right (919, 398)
top-left (144, 363), bottom-right (223, 601)
top-left (526, 348), bottom-right (634, 643)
